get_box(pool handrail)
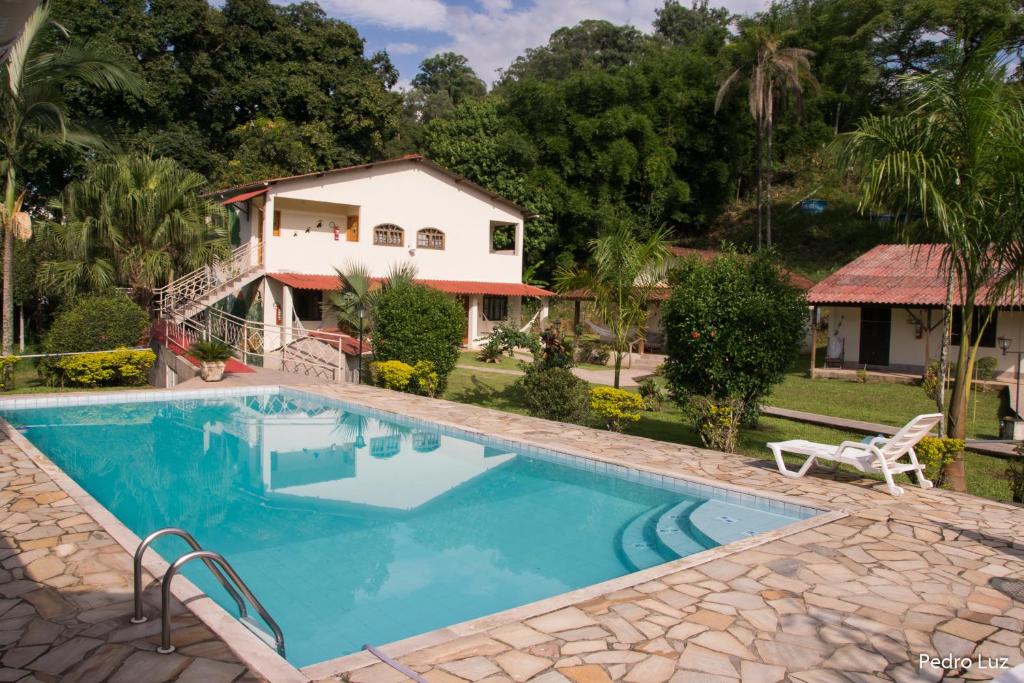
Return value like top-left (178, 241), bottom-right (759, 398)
top-left (158, 549), bottom-right (286, 657)
top-left (131, 527), bottom-right (248, 624)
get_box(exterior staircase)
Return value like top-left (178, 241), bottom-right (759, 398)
top-left (152, 242), bottom-right (359, 382)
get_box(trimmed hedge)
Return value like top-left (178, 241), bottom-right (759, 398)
top-left (48, 349), bottom-right (155, 388)
top-left (43, 296), bottom-right (149, 354)
top-left (515, 366), bottom-right (591, 424)
top-left (371, 282), bottom-right (464, 392)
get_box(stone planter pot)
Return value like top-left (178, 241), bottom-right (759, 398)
top-left (199, 360), bottom-right (226, 382)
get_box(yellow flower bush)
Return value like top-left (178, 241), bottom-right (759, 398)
top-left (590, 386), bottom-right (644, 432)
top-left (370, 359), bottom-right (439, 396)
top-left (52, 349), bottom-right (155, 388)
top-left (914, 436), bottom-right (964, 486)
top-left (0, 355), bottom-right (19, 391)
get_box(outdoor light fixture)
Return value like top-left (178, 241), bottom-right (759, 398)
top-left (356, 303), bottom-right (366, 385)
top-left (999, 336), bottom-right (1012, 355)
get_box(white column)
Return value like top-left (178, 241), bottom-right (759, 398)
top-left (261, 193), bottom-right (274, 267)
top-left (509, 296), bottom-right (522, 327)
top-left (539, 298), bottom-right (550, 329)
top-left (282, 285), bottom-right (294, 345)
top-left (467, 295), bottom-right (480, 348)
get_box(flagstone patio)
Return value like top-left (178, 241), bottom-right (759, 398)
top-left (0, 383), bottom-right (1022, 683)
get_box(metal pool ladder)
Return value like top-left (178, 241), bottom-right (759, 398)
top-left (131, 527), bottom-right (285, 657)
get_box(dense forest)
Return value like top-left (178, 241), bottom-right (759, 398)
top-left (37, 0), bottom-right (1024, 276)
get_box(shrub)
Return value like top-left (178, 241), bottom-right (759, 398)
top-left (478, 323), bottom-right (539, 363)
top-left (1006, 444), bottom-right (1024, 504)
top-left (974, 356), bottom-right (998, 381)
top-left (189, 340), bottom-right (233, 362)
top-left (0, 356), bottom-right (18, 391)
top-left (915, 436), bottom-right (964, 487)
top-left (43, 295), bottom-right (149, 354)
top-left (690, 397), bottom-right (744, 453)
top-left (855, 367), bottom-right (868, 383)
top-left (536, 327), bottom-right (574, 370)
top-left (371, 360), bottom-right (415, 391)
top-left (590, 386), bottom-right (644, 431)
top-left (515, 366), bottom-right (590, 424)
top-left (49, 349), bottom-right (155, 388)
top-left (371, 282), bottom-right (464, 391)
top-left (370, 359), bottom-right (439, 396)
top-left (922, 359), bottom-right (942, 402)
top-left (662, 250), bottom-right (806, 421)
top-left (637, 377), bottom-right (666, 410)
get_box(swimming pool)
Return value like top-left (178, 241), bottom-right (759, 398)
top-left (0, 388), bottom-right (818, 668)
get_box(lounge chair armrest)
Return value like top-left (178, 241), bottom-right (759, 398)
top-left (834, 440), bottom-right (873, 459)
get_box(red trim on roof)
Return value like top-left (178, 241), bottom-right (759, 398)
top-left (268, 273), bottom-right (553, 297)
top-left (220, 187), bottom-right (267, 205)
top-left (808, 244), bottom-right (1024, 307)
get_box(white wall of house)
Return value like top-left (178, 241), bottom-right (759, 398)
top-left (824, 305), bottom-right (1024, 381)
top-left (240, 162), bottom-right (524, 283)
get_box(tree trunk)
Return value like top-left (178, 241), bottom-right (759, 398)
top-left (765, 122), bottom-right (774, 249)
top-left (754, 126), bottom-right (763, 250)
top-left (937, 268), bottom-right (954, 424)
top-left (613, 350), bottom-right (622, 389)
top-left (2, 167), bottom-right (15, 356)
top-left (943, 302), bottom-right (973, 492)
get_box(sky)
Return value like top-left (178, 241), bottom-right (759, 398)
top-left (302, 0), bottom-right (769, 89)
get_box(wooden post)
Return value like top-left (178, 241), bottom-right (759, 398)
top-left (809, 305), bottom-right (817, 379)
top-left (573, 300), bottom-right (581, 331)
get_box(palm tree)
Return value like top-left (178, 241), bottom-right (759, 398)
top-left (555, 225), bottom-right (671, 388)
top-left (323, 261), bottom-right (417, 334)
top-left (323, 263), bottom-right (376, 335)
top-left (37, 155), bottom-right (229, 306)
top-left (835, 41), bottom-right (1024, 492)
top-left (1, 4), bottom-right (140, 352)
top-left (715, 23), bottom-right (817, 249)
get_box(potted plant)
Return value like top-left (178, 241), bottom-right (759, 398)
top-left (189, 340), bottom-right (233, 382)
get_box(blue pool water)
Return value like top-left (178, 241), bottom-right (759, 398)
top-left (1, 390), bottom-right (810, 667)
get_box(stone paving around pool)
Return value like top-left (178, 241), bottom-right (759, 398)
top-left (298, 385), bottom-right (1024, 683)
top-left (0, 429), bottom-right (263, 682)
top-left (0, 382), bottom-right (1022, 683)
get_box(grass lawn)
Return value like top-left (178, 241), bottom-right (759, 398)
top-left (767, 354), bottom-right (1003, 439)
top-left (442, 366), bottom-right (1017, 503)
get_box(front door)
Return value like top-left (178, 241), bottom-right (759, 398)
top-left (859, 306), bottom-right (891, 367)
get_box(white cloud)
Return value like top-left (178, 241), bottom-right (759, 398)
top-left (318, 0), bottom-right (448, 31)
top-left (386, 41), bottom-right (421, 55)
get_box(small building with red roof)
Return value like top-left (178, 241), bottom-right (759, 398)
top-left (808, 244), bottom-right (1023, 382)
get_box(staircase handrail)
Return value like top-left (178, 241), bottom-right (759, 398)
top-left (155, 243), bottom-right (255, 317)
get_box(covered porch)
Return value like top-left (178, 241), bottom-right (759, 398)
top-left (264, 273), bottom-right (553, 350)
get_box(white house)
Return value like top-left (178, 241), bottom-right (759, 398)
top-left (808, 245), bottom-right (1023, 413)
top-left (211, 154), bottom-right (552, 352)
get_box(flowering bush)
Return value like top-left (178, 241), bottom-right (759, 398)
top-left (0, 356), bottom-right (18, 391)
top-left (690, 396), bottom-right (744, 452)
top-left (370, 359), bottom-right (439, 396)
top-left (915, 436), bottom-right (963, 486)
top-left (590, 386), bottom-right (644, 431)
top-left (49, 349), bottom-right (155, 388)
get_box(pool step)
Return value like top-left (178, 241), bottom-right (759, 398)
top-left (653, 500), bottom-right (716, 558)
top-left (619, 505), bottom-right (674, 571)
top-left (687, 499), bottom-right (797, 546)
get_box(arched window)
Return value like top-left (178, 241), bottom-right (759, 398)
top-left (373, 223), bottom-right (404, 247)
top-left (417, 228), bottom-right (445, 250)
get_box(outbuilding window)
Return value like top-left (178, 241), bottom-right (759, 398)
top-left (483, 295), bottom-right (508, 321)
top-left (373, 224), bottom-right (404, 246)
top-left (417, 228), bottom-right (445, 250)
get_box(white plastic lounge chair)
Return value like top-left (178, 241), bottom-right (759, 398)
top-left (766, 413), bottom-right (943, 496)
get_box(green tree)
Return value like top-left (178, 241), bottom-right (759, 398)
top-left (715, 22), bottom-right (818, 249)
top-left (371, 280), bottom-right (464, 392)
top-left (555, 224), bottom-right (671, 388)
top-left (654, 0), bottom-right (732, 55)
top-left (835, 41), bottom-right (1024, 492)
top-left (1, 3), bottom-right (140, 354)
top-left (37, 155), bottom-right (229, 306)
top-left (411, 52), bottom-right (486, 106)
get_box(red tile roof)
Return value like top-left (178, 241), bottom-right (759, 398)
top-left (268, 273), bottom-right (553, 297)
top-left (208, 154), bottom-right (529, 215)
top-left (219, 187), bottom-right (267, 205)
top-left (808, 244), bottom-right (1023, 307)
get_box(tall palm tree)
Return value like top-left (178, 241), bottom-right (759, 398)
top-left (835, 41), bottom-right (1024, 492)
top-left (1, 3), bottom-right (140, 352)
top-left (37, 155), bottom-right (229, 306)
top-left (555, 225), bottom-right (671, 388)
top-left (715, 23), bottom-right (817, 249)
